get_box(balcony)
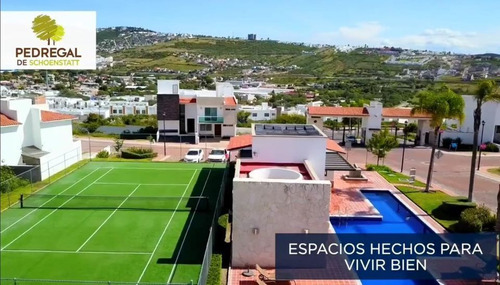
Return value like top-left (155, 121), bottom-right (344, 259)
top-left (198, 116), bottom-right (224, 123)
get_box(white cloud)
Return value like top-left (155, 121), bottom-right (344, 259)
top-left (312, 24), bottom-right (500, 53)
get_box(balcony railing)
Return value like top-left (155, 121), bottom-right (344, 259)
top-left (199, 116), bottom-right (224, 123)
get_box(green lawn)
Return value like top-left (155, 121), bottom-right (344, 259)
top-left (367, 165), bottom-right (426, 187)
top-left (368, 165), bottom-right (464, 230)
top-left (396, 186), bottom-right (463, 229)
top-left (487, 167), bottom-right (500, 176)
top-left (1, 161), bottom-right (225, 284)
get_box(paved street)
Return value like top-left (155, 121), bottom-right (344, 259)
top-left (345, 147), bottom-right (500, 210)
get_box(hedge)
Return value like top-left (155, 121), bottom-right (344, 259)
top-left (206, 254), bottom-right (222, 285)
top-left (121, 147), bottom-right (158, 159)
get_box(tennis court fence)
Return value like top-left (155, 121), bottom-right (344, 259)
top-left (197, 162), bottom-right (229, 285)
top-left (0, 278), bottom-right (193, 285)
top-left (1, 147), bottom-right (89, 209)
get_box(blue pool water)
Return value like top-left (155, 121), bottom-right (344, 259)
top-left (330, 191), bottom-right (439, 285)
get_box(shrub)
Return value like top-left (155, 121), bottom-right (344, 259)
top-left (485, 143), bottom-right (499, 152)
top-left (442, 199), bottom-right (477, 216)
top-left (206, 254), bottom-right (222, 285)
top-left (456, 206), bottom-right (495, 232)
top-left (121, 147), bottom-right (158, 159)
top-left (96, 150), bottom-right (110, 158)
top-left (0, 166), bottom-right (29, 193)
top-left (442, 137), bottom-right (453, 148)
top-left (366, 164), bottom-right (392, 172)
top-left (218, 213), bottom-right (229, 229)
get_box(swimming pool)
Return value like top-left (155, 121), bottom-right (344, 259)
top-left (330, 190), bottom-right (439, 285)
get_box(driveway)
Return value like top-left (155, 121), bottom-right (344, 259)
top-left (345, 147), bottom-right (500, 210)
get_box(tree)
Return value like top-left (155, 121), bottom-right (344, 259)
top-left (273, 114), bottom-right (306, 124)
top-left (412, 86), bottom-right (465, 192)
top-left (237, 111), bottom-right (251, 124)
top-left (51, 25), bottom-right (65, 45)
top-left (32, 15), bottom-right (57, 45)
top-left (366, 129), bottom-right (399, 166)
top-left (467, 80), bottom-right (499, 202)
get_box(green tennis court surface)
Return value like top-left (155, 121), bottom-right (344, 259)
top-left (1, 161), bottom-right (226, 284)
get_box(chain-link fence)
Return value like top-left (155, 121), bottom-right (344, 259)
top-left (198, 162), bottom-right (229, 285)
top-left (0, 278), bottom-right (192, 285)
top-left (0, 147), bottom-right (89, 210)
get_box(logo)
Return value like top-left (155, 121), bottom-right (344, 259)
top-left (0, 11), bottom-right (96, 70)
top-left (32, 14), bottom-right (65, 45)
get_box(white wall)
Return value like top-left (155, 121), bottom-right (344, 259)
top-left (250, 136), bottom-right (327, 179)
top-left (0, 126), bottom-right (22, 165)
top-left (222, 125), bottom-right (236, 137)
top-left (158, 120), bottom-right (179, 135)
top-left (39, 141), bottom-right (82, 180)
top-left (232, 178), bottom-right (331, 267)
top-left (157, 80), bottom-right (179, 94)
top-left (40, 120), bottom-right (74, 153)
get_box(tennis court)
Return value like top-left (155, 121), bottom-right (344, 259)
top-left (0, 161), bottom-right (227, 284)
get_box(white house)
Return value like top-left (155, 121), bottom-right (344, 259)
top-left (307, 102), bottom-right (433, 145)
top-left (226, 124), bottom-right (350, 267)
top-left (0, 98), bottom-right (82, 180)
top-left (238, 102), bottom-right (276, 121)
top-left (156, 80), bottom-right (238, 143)
top-left (442, 95), bottom-right (500, 145)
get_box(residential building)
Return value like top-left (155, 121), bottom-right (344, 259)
top-left (1, 98), bottom-right (82, 180)
top-left (238, 102), bottom-right (276, 121)
top-left (307, 102), bottom-right (432, 145)
top-left (226, 123), bottom-right (350, 267)
top-left (156, 80), bottom-right (238, 143)
top-left (443, 95), bottom-right (500, 144)
top-left (247, 33), bottom-right (257, 41)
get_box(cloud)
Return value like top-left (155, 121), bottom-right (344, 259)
top-left (312, 23), bottom-right (500, 53)
top-left (312, 22), bottom-right (385, 46)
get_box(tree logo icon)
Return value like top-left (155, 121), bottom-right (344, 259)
top-left (31, 14), bottom-right (65, 45)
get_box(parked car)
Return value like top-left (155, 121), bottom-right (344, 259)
top-left (207, 149), bottom-right (228, 163)
top-left (346, 135), bottom-right (356, 142)
top-left (184, 149), bottom-right (204, 163)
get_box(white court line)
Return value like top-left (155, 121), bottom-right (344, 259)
top-left (94, 182), bottom-right (188, 186)
top-left (0, 249), bottom-right (150, 255)
top-left (1, 168), bottom-right (114, 251)
top-left (136, 169), bottom-right (198, 284)
top-left (98, 167), bottom-right (200, 171)
top-left (1, 168), bottom-right (102, 234)
top-left (167, 166), bottom-right (213, 284)
top-left (76, 184), bottom-right (141, 252)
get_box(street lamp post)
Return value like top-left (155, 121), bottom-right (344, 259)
top-left (477, 120), bottom-right (486, 171)
top-left (162, 112), bottom-right (167, 156)
top-left (400, 121), bottom-right (408, 173)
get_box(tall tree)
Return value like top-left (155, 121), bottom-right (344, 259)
top-left (467, 80), bottom-right (499, 202)
top-left (412, 86), bottom-right (465, 192)
top-left (366, 128), bottom-right (399, 166)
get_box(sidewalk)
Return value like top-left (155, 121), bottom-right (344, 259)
top-left (439, 149), bottom-right (500, 157)
top-left (477, 167), bottom-right (500, 183)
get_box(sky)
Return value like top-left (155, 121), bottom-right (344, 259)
top-left (2, 0), bottom-right (499, 54)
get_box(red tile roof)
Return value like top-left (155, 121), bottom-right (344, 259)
top-left (0, 113), bottom-right (21, 127)
top-left (41, 110), bottom-right (76, 122)
top-left (382, 108), bottom-right (431, 118)
top-left (179, 98), bottom-right (196, 104)
top-left (326, 139), bottom-right (346, 153)
top-left (227, 134), bottom-right (253, 151)
top-left (227, 135), bottom-right (346, 154)
top-left (224, 97), bottom-right (237, 106)
top-left (308, 106), bottom-right (369, 117)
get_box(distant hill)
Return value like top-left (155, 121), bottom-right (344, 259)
top-left (97, 27), bottom-right (156, 43)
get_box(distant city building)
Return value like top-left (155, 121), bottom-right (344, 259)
top-left (247, 34), bottom-right (257, 41)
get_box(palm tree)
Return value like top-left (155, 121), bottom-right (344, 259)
top-left (467, 80), bottom-right (499, 202)
top-left (412, 86), bottom-right (465, 192)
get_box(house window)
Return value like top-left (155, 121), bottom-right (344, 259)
top-left (200, 124), bottom-right (212, 131)
top-left (113, 109), bottom-right (117, 114)
top-left (252, 113), bottom-right (257, 117)
top-left (264, 113), bottom-right (270, 117)
top-left (204, 107), bottom-right (217, 117)
top-left (223, 124), bottom-right (234, 127)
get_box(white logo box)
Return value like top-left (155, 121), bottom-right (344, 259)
top-left (0, 11), bottom-right (96, 70)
